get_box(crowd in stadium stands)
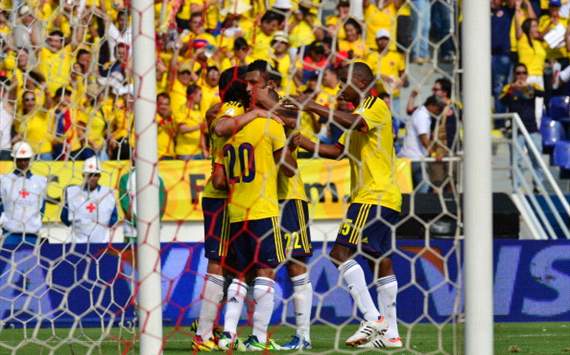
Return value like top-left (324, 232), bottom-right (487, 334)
top-left (0, 0), bottom-right (459, 177)
top-left (493, 0), bottom-right (570, 174)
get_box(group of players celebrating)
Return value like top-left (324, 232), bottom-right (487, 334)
top-left (192, 59), bottom-right (403, 351)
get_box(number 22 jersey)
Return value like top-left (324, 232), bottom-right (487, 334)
top-left (221, 118), bottom-right (286, 223)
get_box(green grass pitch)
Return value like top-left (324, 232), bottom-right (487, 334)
top-left (0, 323), bottom-right (568, 354)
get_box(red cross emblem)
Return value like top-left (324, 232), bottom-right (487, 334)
top-left (19, 189), bottom-right (30, 198)
top-left (86, 202), bottom-right (96, 213)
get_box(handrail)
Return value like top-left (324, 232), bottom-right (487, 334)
top-left (493, 113), bottom-right (570, 239)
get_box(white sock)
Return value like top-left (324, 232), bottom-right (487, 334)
top-left (560, 65), bottom-right (570, 82)
top-left (338, 260), bottom-right (381, 322)
top-left (252, 277), bottom-right (275, 344)
top-left (196, 273), bottom-right (225, 339)
top-left (376, 275), bottom-right (399, 339)
top-left (291, 273), bottom-right (312, 341)
top-left (224, 279), bottom-right (248, 336)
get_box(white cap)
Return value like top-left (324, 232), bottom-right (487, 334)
top-left (83, 156), bottom-right (102, 174)
top-left (18, 5), bottom-right (31, 17)
top-left (220, 0), bottom-right (252, 16)
top-left (273, 0), bottom-right (292, 10)
top-left (376, 29), bottom-right (391, 40)
top-left (12, 141), bottom-right (33, 159)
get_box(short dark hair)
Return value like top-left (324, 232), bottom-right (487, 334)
top-left (219, 66), bottom-right (249, 106)
top-left (344, 18), bottom-right (362, 35)
top-left (339, 61), bottom-right (374, 88)
top-left (261, 10), bottom-right (283, 24)
top-left (49, 30), bottom-right (65, 38)
top-left (54, 87), bottom-right (72, 98)
top-left (234, 37), bottom-right (249, 51)
top-left (247, 59), bottom-right (281, 86)
top-left (206, 66), bottom-right (220, 75)
top-left (435, 77), bottom-right (452, 98)
top-left (76, 48), bottom-right (90, 60)
top-left (157, 92), bottom-right (170, 101)
top-left (186, 84), bottom-right (201, 97)
top-left (425, 94), bottom-right (444, 109)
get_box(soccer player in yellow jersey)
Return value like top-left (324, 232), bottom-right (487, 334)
top-left (212, 62), bottom-right (296, 352)
top-left (294, 62), bottom-right (403, 349)
top-left (192, 66), bottom-right (250, 352)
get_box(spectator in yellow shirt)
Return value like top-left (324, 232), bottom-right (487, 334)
top-left (77, 84), bottom-right (110, 160)
top-left (15, 90), bottom-right (53, 160)
top-left (37, 31), bottom-right (74, 95)
top-left (170, 62), bottom-right (195, 114)
top-left (271, 31), bottom-right (293, 95)
top-left (366, 29), bottom-right (407, 127)
top-left (250, 10), bottom-right (281, 61)
top-left (220, 37), bottom-right (253, 71)
top-left (338, 18), bottom-right (368, 60)
top-left (288, 0), bottom-right (317, 49)
top-left (200, 66), bottom-right (221, 118)
top-left (516, 15), bottom-right (547, 88)
top-left (156, 93), bottom-right (177, 160)
top-left (175, 84), bottom-right (206, 160)
top-left (108, 92), bottom-right (133, 160)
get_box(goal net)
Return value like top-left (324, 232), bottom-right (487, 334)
top-left (0, 0), bottom-right (464, 353)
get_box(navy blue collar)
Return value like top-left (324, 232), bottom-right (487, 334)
top-left (12, 170), bottom-right (32, 178)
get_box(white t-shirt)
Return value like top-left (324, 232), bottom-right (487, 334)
top-left (0, 103), bottom-right (14, 151)
top-left (399, 105), bottom-right (432, 160)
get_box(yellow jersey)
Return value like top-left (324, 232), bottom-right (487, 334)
top-left (16, 111), bottom-right (53, 154)
top-left (517, 37), bottom-right (546, 77)
top-left (200, 83), bottom-right (221, 119)
top-left (156, 114), bottom-right (177, 158)
top-left (171, 79), bottom-right (188, 113)
top-left (37, 46), bottom-right (73, 95)
top-left (202, 101), bottom-right (245, 199)
top-left (338, 96), bottom-right (401, 211)
top-left (223, 118), bottom-right (286, 222)
top-left (364, 4), bottom-right (391, 50)
top-left (339, 38), bottom-right (369, 60)
top-left (272, 53), bottom-right (293, 95)
top-left (538, 16), bottom-right (568, 59)
top-left (174, 102), bottom-right (203, 156)
top-left (79, 106), bottom-right (108, 150)
top-left (366, 50), bottom-right (406, 96)
top-left (277, 137), bottom-right (307, 201)
top-left (249, 31), bottom-right (273, 62)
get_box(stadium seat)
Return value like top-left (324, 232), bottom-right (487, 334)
top-left (548, 96), bottom-right (570, 120)
top-left (553, 140), bottom-right (570, 169)
top-left (541, 119), bottom-right (566, 153)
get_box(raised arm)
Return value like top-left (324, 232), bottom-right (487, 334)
top-left (301, 99), bottom-right (366, 132)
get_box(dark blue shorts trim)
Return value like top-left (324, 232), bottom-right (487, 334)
top-left (227, 217), bottom-right (286, 273)
top-left (202, 198), bottom-right (229, 261)
top-left (279, 199), bottom-right (313, 257)
top-left (335, 204), bottom-right (400, 257)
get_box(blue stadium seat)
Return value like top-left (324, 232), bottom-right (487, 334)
top-left (548, 96), bottom-right (570, 120)
top-left (553, 140), bottom-right (570, 169)
top-left (541, 119), bottom-right (566, 153)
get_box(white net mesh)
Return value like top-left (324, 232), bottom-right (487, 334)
top-left (0, 0), bottom-right (463, 353)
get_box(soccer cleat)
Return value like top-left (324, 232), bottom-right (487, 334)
top-left (243, 335), bottom-right (282, 351)
top-left (191, 335), bottom-right (218, 352)
top-left (345, 317), bottom-right (388, 347)
top-left (218, 331), bottom-right (246, 351)
top-left (357, 335), bottom-right (403, 349)
top-left (281, 335), bottom-right (312, 350)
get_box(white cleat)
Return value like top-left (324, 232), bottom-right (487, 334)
top-left (357, 335), bottom-right (404, 349)
top-left (345, 317), bottom-right (388, 347)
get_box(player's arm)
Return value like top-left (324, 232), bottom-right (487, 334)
top-left (293, 133), bottom-right (344, 160)
top-left (274, 147), bottom-right (297, 177)
top-left (211, 163), bottom-right (228, 190)
top-left (214, 108), bottom-right (283, 137)
top-left (299, 99), bottom-right (368, 133)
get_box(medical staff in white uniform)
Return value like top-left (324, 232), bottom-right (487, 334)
top-left (0, 141), bottom-right (48, 246)
top-left (60, 156), bottom-right (118, 243)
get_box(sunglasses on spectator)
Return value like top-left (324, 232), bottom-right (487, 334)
top-left (515, 70), bottom-right (527, 75)
top-left (24, 97), bottom-right (35, 102)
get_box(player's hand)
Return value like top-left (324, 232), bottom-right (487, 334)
top-left (253, 108), bottom-right (285, 125)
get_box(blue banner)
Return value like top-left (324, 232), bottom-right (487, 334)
top-left (0, 240), bottom-right (569, 328)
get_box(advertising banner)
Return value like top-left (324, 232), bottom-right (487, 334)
top-left (0, 159), bottom-right (413, 222)
top-left (1, 240), bottom-right (568, 328)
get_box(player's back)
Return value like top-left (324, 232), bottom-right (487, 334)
top-left (223, 118), bottom-right (286, 223)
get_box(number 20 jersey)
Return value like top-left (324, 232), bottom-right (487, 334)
top-left (222, 118), bottom-right (286, 223)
